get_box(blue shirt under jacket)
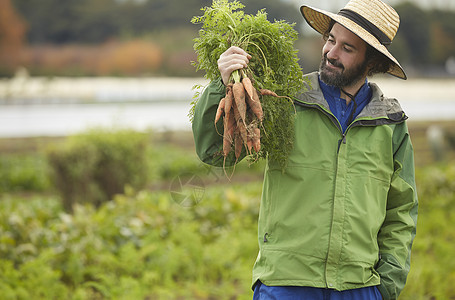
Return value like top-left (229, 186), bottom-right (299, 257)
top-left (318, 76), bottom-right (372, 133)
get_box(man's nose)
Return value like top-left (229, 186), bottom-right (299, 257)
top-left (326, 46), bottom-right (339, 61)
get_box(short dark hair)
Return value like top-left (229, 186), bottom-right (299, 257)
top-left (364, 43), bottom-right (394, 76)
top-left (323, 20), bottom-right (394, 77)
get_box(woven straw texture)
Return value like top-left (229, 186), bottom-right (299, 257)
top-left (301, 0), bottom-right (406, 79)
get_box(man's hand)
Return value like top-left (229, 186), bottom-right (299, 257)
top-left (218, 46), bottom-right (252, 86)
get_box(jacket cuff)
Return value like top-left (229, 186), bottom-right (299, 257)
top-left (212, 77), bottom-right (226, 94)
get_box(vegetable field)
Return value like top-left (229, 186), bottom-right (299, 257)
top-left (0, 127), bottom-right (454, 299)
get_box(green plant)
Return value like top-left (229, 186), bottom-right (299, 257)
top-left (191, 0), bottom-right (303, 93)
top-left (190, 0), bottom-right (307, 170)
top-left (0, 181), bottom-right (262, 299)
top-left (399, 163), bottom-right (455, 299)
top-left (46, 128), bottom-right (150, 211)
top-left (148, 145), bottom-right (202, 180)
top-left (1, 162), bottom-right (455, 299)
top-left (0, 154), bottom-right (51, 193)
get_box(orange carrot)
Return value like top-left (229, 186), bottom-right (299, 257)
top-left (242, 77), bottom-right (254, 101)
top-left (245, 111), bottom-right (255, 154)
top-left (247, 88), bottom-right (263, 121)
top-left (232, 101), bottom-right (240, 123)
top-left (260, 88), bottom-right (293, 102)
top-left (238, 121), bottom-right (248, 145)
top-left (214, 97), bottom-right (225, 124)
top-left (252, 127), bottom-right (261, 152)
top-left (260, 89), bottom-right (278, 97)
top-left (223, 113), bottom-right (235, 157)
top-left (246, 134), bottom-right (253, 153)
top-left (225, 84), bottom-right (233, 116)
top-left (232, 82), bottom-right (247, 121)
top-left (233, 102), bottom-right (248, 145)
top-left (234, 132), bottom-right (243, 159)
top-left (223, 112), bottom-right (237, 179)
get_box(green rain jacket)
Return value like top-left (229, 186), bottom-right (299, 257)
top-left (191, 72), bottom-right (418, 300)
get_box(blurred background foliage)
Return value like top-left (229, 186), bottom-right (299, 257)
top-left (46, 128), bottom-right (150, 211)
top-left (0, 0), bottom-right (454, 77)
top-left (0, 126), bottom-right (454, 299)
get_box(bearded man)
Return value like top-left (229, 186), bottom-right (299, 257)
top-left (192, 0), bottom-right (418, 299)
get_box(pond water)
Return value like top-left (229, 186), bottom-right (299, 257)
top-left (0, 102), bottom-right (192, 137)
top-left (1, 77), bottom-right (454, 138)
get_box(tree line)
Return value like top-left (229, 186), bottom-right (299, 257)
top-left (11, 0), bottom-right (302, 44)
top-left (1, 0), bottom-right (454, 77)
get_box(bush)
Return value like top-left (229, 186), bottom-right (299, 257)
top-left (0, 153), bottom-right (51, 193)
top-left (148, 144), bottom-right (203, 180)
top-left (46, 128), bottom-right (150, 211)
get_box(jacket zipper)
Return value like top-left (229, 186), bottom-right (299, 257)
top-left (337, 133), bottom-right (346, 152)
top-left (293, 96), bottom-right (406, 285)
top-left (293, 100), bottom-right (346, 152)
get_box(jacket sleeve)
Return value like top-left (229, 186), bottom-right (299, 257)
top-left (191, 78), bottom-right (245, 167)
top-left (376, 122), bottom-right (418, 299)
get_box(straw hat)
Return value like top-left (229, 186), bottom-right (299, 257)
top-left (301, 0), bottom-right (406, 79)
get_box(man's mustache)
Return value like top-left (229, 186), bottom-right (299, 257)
top-left (323, 54), bottom-right (345, 70)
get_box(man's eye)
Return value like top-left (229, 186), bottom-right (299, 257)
top-left (344, 47), bottom-right (352, 52)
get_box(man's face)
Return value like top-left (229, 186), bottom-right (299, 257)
top-left (319, 23), bottom-right (369, 89)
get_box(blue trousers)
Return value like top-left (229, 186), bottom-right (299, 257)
top-left (253, 281), bottom-right (382, 300)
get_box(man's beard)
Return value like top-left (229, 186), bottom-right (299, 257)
top-left (319, 53), bottom-right (369, 88)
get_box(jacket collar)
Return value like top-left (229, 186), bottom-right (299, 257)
top-left (295, 72), bottom-right (407, 122)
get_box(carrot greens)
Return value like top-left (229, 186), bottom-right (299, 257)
top-left (190, 0), bottom-right (307, 171)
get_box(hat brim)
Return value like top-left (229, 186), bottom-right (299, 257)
top-left (301, 5), bottom-right (407, 80)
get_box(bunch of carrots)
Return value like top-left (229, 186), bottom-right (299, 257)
top-left (215, 69), bottom-right (281, 169)
top-left (191, 0), bottom-right (305, 174)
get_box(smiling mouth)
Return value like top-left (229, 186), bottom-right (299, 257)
top-left (326, 60), bottom-right (339, 70)
top-left (326, 58), bottom-right (343, 70)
